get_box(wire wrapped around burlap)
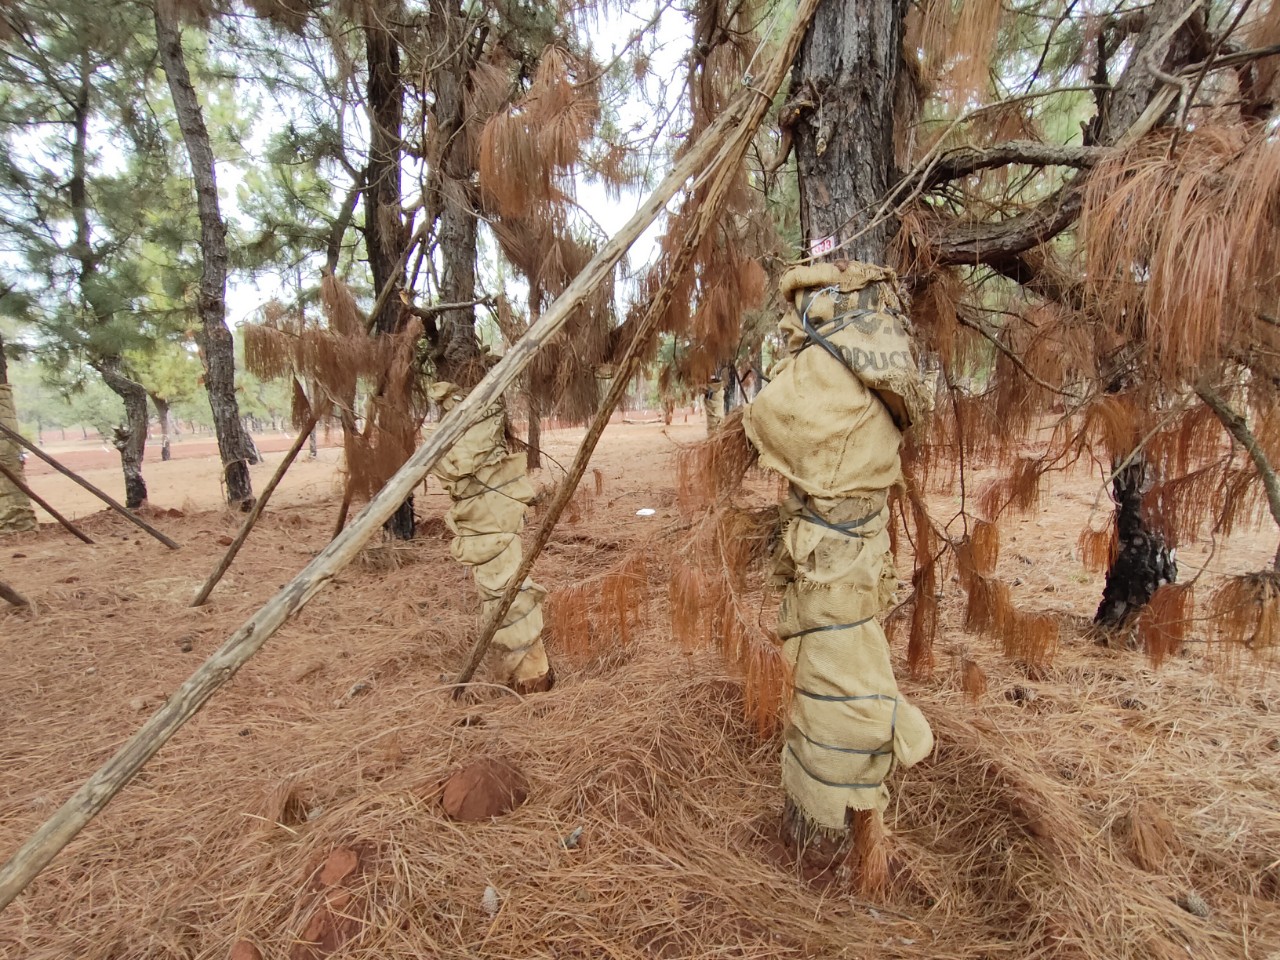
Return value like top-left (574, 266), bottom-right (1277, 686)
top-left (0, 384), bottom-right (36, 534)
top-left (429, 382), bottom-right (550, 690)
top-left (742, 262), bottom-right (933, 838)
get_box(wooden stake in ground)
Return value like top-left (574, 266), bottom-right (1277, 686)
top-left (0, 68), bottom-right (785, 912)
top-left (0, 462), bottom-right (94, 545)
top-left (0, 578), bottom-right (28, 608)
top-left (0, 422), bottom-right (180, 551)
top-left (192, 412), bottom-right (321, 607)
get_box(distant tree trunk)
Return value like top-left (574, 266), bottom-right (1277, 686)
top-left (1094, 458), bottom-right (1177, 628)
top-left (0, 332), bottom-right (37, 533)
top-left (526, 393), bottom-right (541, 471)
top-left (154, 4), bottom-right (258, 511)
top-left (152, 395), bottom-right (172, 461)
top-left (97, 358), bottom-right (148, 509)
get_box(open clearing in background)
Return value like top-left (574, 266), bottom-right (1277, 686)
top-left (2, 422), bottom-right (1278, 959)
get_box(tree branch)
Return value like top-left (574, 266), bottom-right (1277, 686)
top-left (920, 141), bottom-right (1107, 190)
top-left (929, 184), bottom-right (1084, 268)
top-left (1195, 383), bottom-right (1280, 569)
top-left (922, 0), bottom-right (1208, 272)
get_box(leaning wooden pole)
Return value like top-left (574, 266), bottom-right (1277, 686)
top-left (0, 462), bottom-right (95, 545)
top-left (0, 578), bottom-right (28, 608)
top-left (191, 411), bottom-right (321, 607)
top-left (0, 77), bottom-right (771, 912)
top-left (0, 422), bottom-right (180, 550)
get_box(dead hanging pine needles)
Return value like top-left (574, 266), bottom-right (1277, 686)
top-left (668, 415), bottom-right (788, 735)
top-left (1212, 571), bottom-right (1280, 652)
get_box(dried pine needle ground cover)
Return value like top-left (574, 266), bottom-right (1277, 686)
top-left (1, 422), bottom-right (1278, 960)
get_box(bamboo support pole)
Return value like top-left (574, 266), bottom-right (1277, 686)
top-left (0, 578), bottom-right (28, 608)
top-left (0, 462), bottom-right (94, 544)
top-left (0, 422), bottom-right (180, 550)
top-left (0, 83), bottom-right (765, 913)
top-left (192, 412), bottom-right (321, 607)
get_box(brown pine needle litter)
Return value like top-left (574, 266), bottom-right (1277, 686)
top-left (1, 424), bottom-right (1279, 960)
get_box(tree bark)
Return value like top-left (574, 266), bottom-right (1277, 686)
top-left (429, 3), bottom-right (483, 385)
top-left (96, 357), bottom-right (149, 510)
top-left (792, 0), bottom-right (907, 262)
top-left (154, 4), bottom-right (258, 511)
top-left (68, 47), bottom-right (148, 507)
top-left (362, 9), bottom-right (405, 336)
top-left (361, 9), bottom-right (416, 539)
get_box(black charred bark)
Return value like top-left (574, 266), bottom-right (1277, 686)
top-left (1094, 459), bottom-right (1177, 628)
top-left (155, 6), bottom-right (258, 511)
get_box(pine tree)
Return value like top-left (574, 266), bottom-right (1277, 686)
top-left (154, 0), bottom-right (261, 509)
top-left (0, 0), bottom-right (173, 507)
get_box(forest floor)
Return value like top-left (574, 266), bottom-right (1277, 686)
top-left (1, 421), bottom-right (1278, 959)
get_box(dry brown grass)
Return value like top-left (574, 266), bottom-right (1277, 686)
top-left (1, 427), bottom-right (1279, 960)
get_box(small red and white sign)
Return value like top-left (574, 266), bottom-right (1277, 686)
top-left (809, 234), bottom-right (836, 257)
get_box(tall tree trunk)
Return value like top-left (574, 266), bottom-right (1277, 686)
top-left (775, 0), bottom-right (923, 857)
top-left (362, 8), bottom-right (415, 539)
top-left (0, 332), bottom-right (37, 533)
top-left (430, 5), bottom-right (482, 386)
top-left (154, 4), bottom-right (258, 511)
top-left (97, 358), bottom-right (149, 509)
top-left (70, 47), bottom-right (149, 506)
top-left (363, 10), bottom-right (405, 335)
top-left (152, 395), bottom-right (172, 461)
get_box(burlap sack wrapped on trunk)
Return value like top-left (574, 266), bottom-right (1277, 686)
top-left (743, 262), bottom-right (932, 836)
top-left (430, 382), bottom-right (549, 690)
top-left (0, 384), bottom-right (36, 534)
top-left (705, 380), bottom-right (725, 435)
